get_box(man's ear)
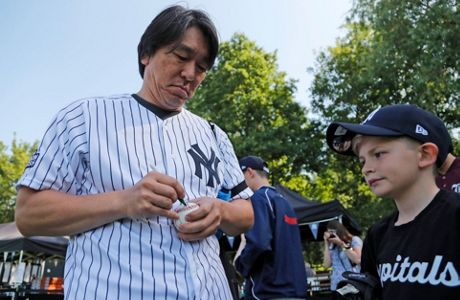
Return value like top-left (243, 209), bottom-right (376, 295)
top-left (140, 55), bottom-right (150, 66)
top-left (418, 143), bottom-right (438, 168)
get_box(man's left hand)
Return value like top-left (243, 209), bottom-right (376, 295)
top-left (175, 197), bottom-right (222, 241)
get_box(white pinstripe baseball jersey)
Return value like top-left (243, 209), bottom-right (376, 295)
top-left (18, 93), bottom-right (252, 300)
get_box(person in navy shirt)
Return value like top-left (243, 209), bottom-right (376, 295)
top-left (234, 156), bottom-right (308, 299)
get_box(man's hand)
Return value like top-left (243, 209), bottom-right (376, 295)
top-left (175, 197), bottom-right (222, 241)
top-left (121, 171), bottom-right (185, 220)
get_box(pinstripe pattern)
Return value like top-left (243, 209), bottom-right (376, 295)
top-left (18, 94), bottom-right (252, 300)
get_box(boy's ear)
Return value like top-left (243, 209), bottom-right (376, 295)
top-left (246, 168), bottom-right (255, 178)
top-left (418, 143), bottom-right (438, 168)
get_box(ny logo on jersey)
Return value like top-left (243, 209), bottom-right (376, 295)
top-left (187, 144), bottom-right (221, 187)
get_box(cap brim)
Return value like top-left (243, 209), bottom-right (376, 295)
top-left (326, 122), bottom-right (402, 155)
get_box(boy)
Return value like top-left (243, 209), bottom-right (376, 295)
top-left (326, 104), bottom-right (460, 299)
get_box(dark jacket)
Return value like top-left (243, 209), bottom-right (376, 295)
top-left (235, 186), bottom-right (307, 299)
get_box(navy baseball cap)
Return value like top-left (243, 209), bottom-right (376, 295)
top-left (326, 104), bottom-right (453, 167)
top-left (239, 156), bottom-right (270, 173)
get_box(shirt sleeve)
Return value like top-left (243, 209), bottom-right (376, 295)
top-left (235, 191), bottom-right (273, 276)
top-left (351, 235), bottom-right (363, 248)
top-left (213, 124), bottom-right (252, 200)
top-left (17, 100), bottom-right (88, 194)
top-left (360, 227), bottom-right (379, 278)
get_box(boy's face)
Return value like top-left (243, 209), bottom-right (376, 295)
top-left (356, 136), bottom-right (421, 199)
top-left (242, 169), bottom-right (256, 192)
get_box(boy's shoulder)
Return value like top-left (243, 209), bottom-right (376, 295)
top-left (438, 188), bottom-right (460, 202)
top-left (433, 189), bottom-right (460, 214)
top-left (437, 190), bottom-right (460, 222)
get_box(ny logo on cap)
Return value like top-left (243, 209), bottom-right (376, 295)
top-left (361, 106), bottom-right (381, 124)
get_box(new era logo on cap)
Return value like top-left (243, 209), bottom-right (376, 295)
top-left (415, 124), bottom-right (428, 136)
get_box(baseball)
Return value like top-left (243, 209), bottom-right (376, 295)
top-left (174, 202), bottom-right (199, 229)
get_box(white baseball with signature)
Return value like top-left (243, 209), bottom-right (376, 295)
top-left (174, 202), bottom-right (199, 229)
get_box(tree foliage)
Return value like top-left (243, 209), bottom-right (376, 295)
top-left (188, 33), bottom-right (323, 182)
top-left (0, 139), bottom-right (37, 222)
top-left (311, 0), bottom-right (460, 127)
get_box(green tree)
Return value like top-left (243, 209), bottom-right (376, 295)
top-left (188, 33), bottom-right (323, 183)
top-left (311, 0), bottom-right (460, 127)
top-left (0, 139), bottom-right (37, 223)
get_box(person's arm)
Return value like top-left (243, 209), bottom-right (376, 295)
top-left (343, 236), bottom-right (362, 265)
top-left (360, 232), bottom-right (378, 277)
top-left (233, 234), bottom-right (246, 265)
top-left (218, 198), bottom-right (253, 235)
top-left (15, 171), bottom-right (184, 236)
top-left (361, 233), bottom-right (382, 296)
top-left (323, 232), bottom-right (332, 268)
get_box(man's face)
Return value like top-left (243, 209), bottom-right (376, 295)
top-left (140, 26), bottom-right (209, 111)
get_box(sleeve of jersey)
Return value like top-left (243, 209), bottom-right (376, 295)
top-left (235, 193), bottom-right (273, 277)
top-left (360, 227), bottom-right (379, 279)
top-left (213, 125), bottom-right (252, 200)
top-left (17, 101), bottom-right (88, 194)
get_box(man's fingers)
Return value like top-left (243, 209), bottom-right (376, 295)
top-left (147, 172), bottom-right (185, 199)
top-left (177, 224), bottom-right (218, 241)
top-left (143, 193), bottom-right (174, 210)
top-left (142, 204), bottom-right (179, 220)
top-left (176, 209), bottom-right (221, 241)
top-left (139, 175), bottom-right (184, 205)
top-left (157, 209), bottom-right (179, 220)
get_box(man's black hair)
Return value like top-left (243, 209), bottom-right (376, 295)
top-left (137, 5), bottom-right (219, 78)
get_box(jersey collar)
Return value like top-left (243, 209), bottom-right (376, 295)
top-left (132, 94), bottom-right (181, 120)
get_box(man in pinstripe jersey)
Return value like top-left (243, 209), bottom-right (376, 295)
top-left (15, 5), bottom-right (253, 300)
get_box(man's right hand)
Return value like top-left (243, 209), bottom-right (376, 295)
top-left (121, 170), bottom-right (185, 220)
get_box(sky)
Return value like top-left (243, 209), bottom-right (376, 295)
top-left (0, 0), bottom-right (352, 146)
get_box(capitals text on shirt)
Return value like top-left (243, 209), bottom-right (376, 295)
top-left (378, 254), bottom-right (460, 287)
